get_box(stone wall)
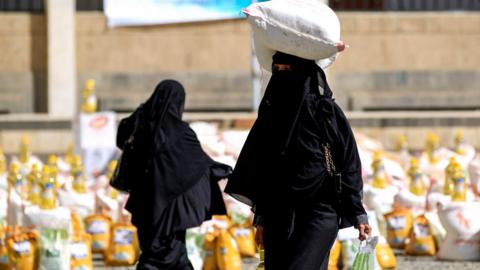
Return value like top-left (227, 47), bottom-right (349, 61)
top-left (0, 11), bottom-right (479, 112)
top-left (329, 12), bottom-right (480, 110)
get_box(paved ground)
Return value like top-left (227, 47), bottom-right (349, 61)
top-left (94, 255), bottom-right (480, 270)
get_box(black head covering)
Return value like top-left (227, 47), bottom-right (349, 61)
top-left (123, 80), bottom-right (219, 229)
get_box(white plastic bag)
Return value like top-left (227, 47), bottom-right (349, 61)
top-left (245, 0), bottom-right (343, 71)
top-left (351, 237), bottom-right (379, 270)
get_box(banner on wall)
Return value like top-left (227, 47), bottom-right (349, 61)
top-left (104, 0), bottom-right (268, 27)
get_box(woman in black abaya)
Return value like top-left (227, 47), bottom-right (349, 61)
top-left (117, 80), bottom-right (231, 270)
top-left (225, 52), bottom-right (371, 270)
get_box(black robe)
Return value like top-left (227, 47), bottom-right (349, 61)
top-left (117, 80), bottom-right (231, 248)
top-left (225, 53), bottom-right (367, 229)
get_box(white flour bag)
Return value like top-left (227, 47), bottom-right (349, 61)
top-left (245, 0), bottom-right (345, 70)
top-left (437, 202), bottom-right (480, 261)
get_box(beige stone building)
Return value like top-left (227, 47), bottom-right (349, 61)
top-left (0, 0), bottom-right (479, 153)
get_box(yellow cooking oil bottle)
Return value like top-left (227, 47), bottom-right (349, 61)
top-left (425, 133), bottom-right (440, 165)
top-left (71, 155), bottom-right (87, 194)
top-left (65, 144), bottom-right (75, 167)
top-left (0, 147), bottom-right (6, 175)
top-left (451, 162), bottom-right (467, 202)
top-left (39, 166), bottom-right (57, 210)
top-left (106, 160), bottom-right (119, 199)
top-left (453, 129), bottom-right (466, 156)
top-left (27, 164), bottom-right (42, 205)
top-left (408, 158), bottom-right (427, 196)
top-left (371, 151), bottom-right (388, 189)
top-left (81, 79), bottom-right (98, 113)
top-left (8, 162), bottom-right (28, 199)
top-left (18, 135), bottom-right (30, 165)
top-left (443, 157), bottom-right (458, 195)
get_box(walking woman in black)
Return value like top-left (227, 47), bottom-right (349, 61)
top-left (225, 52), bottom-right (371, 270)
top-left (117, 80), bottom-right (231, 270)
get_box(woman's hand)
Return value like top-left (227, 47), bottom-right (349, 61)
top-left (255, 225), bottom-right (264, 248)
top-left (358, 224), bottom-right (372, 241)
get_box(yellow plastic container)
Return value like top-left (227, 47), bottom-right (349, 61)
top-left (39, 166), bottom-right (57, 210)
top-left (8, 163), bottom-right (28, 200)
top-left (72, 156), bottom-right (87, 194)
top-left (371, 151), bottom-right (388, 189)
top-left (452, 164), bottom-right (467, 202)
top-left (408, 158), bottom-right (427, 196)
top-left (81, 79), bottom-right (98, 113)
top-left (444, 157), bottom-right (457, 195)
top-left (18, 135), bottom-right (30, 164)
top-left (0, 148), bottom-right (6, 175)
top-left (27, 164), bottom-right (42, 205)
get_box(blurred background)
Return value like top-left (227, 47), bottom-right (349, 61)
top-left (0, 0), bottom-right (479, 155)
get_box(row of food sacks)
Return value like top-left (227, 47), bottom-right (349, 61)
top-left (1, 159), bottom-right (126, 228)
top-left (185, 215), bottom-right (257, 270)
top-left (0, 207), bottom-right (139, 270)
top-left (367, 201), bottom-right (480, 262)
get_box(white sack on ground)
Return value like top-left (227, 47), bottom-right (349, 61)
top-left (437, 202), bottom-right (480, 261)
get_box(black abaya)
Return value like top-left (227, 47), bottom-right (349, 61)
top-left (225, 53), bottom-right (368, 269)
top-left (117, 80), bottom-right (231, 269)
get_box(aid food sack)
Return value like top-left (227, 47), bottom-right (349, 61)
top-left (244, 0), bottom-right (344, 70)
top-left (437, 202), bottom-right (480, 261)
top-left (104, 224), bottom-right (139, 266)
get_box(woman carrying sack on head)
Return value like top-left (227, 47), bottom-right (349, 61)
top-left (225, 52), bottom-right (371, 270)
top-left (116, 80), bottom-right (232, 270)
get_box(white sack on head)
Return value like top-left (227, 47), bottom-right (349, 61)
top-left (245, 0), bottom-right (344, 71)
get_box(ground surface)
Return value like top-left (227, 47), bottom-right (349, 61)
top-left (94, 256), bottom-right (480, 270)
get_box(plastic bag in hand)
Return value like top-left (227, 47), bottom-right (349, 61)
top-left (351, 236), bottom-right (379, 270)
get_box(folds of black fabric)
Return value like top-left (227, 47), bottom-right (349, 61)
top-left (116, 80), bottom-right (231, 269)
top-left (225, 52), bottom-right (366, 227)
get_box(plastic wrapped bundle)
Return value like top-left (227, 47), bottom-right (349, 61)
top-left (244, 0), bottom-right (345, 71)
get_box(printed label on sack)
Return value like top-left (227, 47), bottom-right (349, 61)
top-left (233, 228), bottom-right (251, 237)
top-left (387, 216), bottom-right (405, 230)
top-left (114, 229), bottom-right (133, 245)
top-left (114, 252), bottom-right (131, 262)
top-left (13, 241), bottom-right (31, 255)
top-left (413, 223), bottom-right (430, 238)
top-left (87, 221), bottom-right (107, 235)
top-left (71, 242), bottom-right (89, 259)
